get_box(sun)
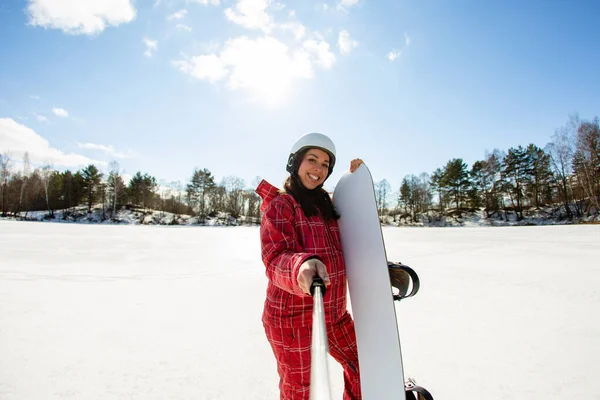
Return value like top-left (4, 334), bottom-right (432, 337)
top-left (221, 36), bottom-right (313, 106)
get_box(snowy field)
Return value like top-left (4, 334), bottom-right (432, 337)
top-left (1, 220), bottom-right (599, 400)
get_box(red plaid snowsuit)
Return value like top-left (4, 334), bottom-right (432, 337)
top-left (256, 180), bottom-right (362, 400)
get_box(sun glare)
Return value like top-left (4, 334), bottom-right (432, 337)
top-left (221, 36), bottom-right (313, 106)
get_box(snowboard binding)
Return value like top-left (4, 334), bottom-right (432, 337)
top-left (404, 378), bottom-right (434, 400)
top-left (387, 261), bottom-right (420, 301)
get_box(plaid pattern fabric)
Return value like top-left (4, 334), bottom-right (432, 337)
top-left (256, 180), bottom-right (349, 328)
top-left (264, 312), bottom-right (361, 400)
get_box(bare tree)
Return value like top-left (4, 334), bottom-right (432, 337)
top-left (244, 189), bottom-right (261, 221)
top-left (17, 152), bottom-right (32, 216)
top-left (168, 181), bottom-right (184, 216)
top-left (0, 152), bottom-right (12, 217)
top-left (374, 179), bottom-right (391, 219)
top-left (545, 114), bottom-right (578, 218)
top-left (39, 163), bottom-right (54, 216)
top-left (417, 172), bottom-right (432, 214)
top-left (221, 176), bottom-right (246, 218)
top-left (572, 117), bottom-right (600, 215)
top-left (107, 161), bottom-right (121, 216)
top-left (485, 149), bottom-right (505, 215)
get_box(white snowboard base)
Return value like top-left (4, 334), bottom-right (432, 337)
top-left (333, 164), bottom-right (405, 399)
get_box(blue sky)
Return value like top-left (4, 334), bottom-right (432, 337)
top-left (1, 0), bottom-right (599, 192)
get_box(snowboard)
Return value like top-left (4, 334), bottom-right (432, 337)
top-left (333, 163), bottom-right (406, 399)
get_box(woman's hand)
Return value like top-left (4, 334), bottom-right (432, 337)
top-left (350, 158), bottom-right (364, 173)
top-left (297, 258), bottom-right (331, 295)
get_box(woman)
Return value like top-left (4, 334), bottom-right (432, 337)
top-left (256, 132), bottom-right (363, 400)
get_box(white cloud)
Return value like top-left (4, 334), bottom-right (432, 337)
top-left (143, 38), bottom-right (158, 57)
top-left (176, 24), bottom-right (192, 32)
top-left (189, 0), bottom-right (221, 4)
top-left (277, 21), bottom-right (306, 40)
top-left (174, 35), bottom-right (334, 104)
top-left (302, 38), bottom-right (335, 69)
top-left (337, 0), bottom-right (359, 11)
top-left (387, 33), bottom-right (410, 62)
top-left (338, 30), bottom-right (358, 55)
top-left (33, 113), bottom-right (49, 123)
top-left (78, 143), bottom-right (131, 159)
top-left (317, 3), bottom-right (329, 12)
top-left (225, 0), bottom-right (273, 31)
top-left (387, 49), bottom-right (401, 61)
top-left (30, 95), bottom-right (40, 100)
top-left (26, 0), bottom-right (136, 36)
top-left (52, 107), bottom-right (69, 117)
top-left (0, 118), bottom-right (102, 167)
top-left (340, 0), bottom-right (359, 7)
top-left (174, 0), bottom-right (340, 104)
top-left (173, 54), bottom-right (229, 83)
top-left (221, 36), bottom-right (314, 89)
top-left (168, 9), bottom-right (187, 20)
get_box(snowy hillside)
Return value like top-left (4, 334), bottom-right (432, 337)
top-left (4, 204), bottom-right (597, 227)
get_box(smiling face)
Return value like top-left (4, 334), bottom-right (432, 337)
top-left (297, 148), bottom-right (331, 190)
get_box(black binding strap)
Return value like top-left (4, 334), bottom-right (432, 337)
top-left (387, 262), bottom-right (421, 301)
top-left (405, 378), bottom-right (434, 400)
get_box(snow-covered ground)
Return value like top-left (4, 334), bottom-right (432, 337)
top-left (0, 221), bottom-right (599, 399)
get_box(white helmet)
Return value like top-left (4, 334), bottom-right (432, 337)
top-left (286, 132), bottom-right (336, 176)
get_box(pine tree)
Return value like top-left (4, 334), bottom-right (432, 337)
top-left (441, 158), bottom-right (470, 216)
top-left (399, 176), bottom-right (411, 217)
top-left (81, 164), bottom-right (103, 213)
top-left (501, 146), bottom-right (531, 220)
top-left (430, 168), bottom-right (445, 212)
top-left (469, 161), bottom-right (487, 211)
top-left (127, 172), bottom-right (157, 210)
top-left (526, 144), bottom-right (553, 209)
top-left (60, 170), bottom-right (84, 215)
top-left (187, 168), bottom-right (216, 218)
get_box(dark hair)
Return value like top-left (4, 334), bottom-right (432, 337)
top-left (283, 149), bottom-right (340, 221)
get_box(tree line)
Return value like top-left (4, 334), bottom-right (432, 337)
top-left (374, 114), bottom-right (599, 222)
top-left (1, 113), bottom-right (598, 224)
top-left (0, 156), bottom-right (262, 222)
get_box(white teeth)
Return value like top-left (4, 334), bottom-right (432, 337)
top-left (308, 174), bottom-right (319, 181)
